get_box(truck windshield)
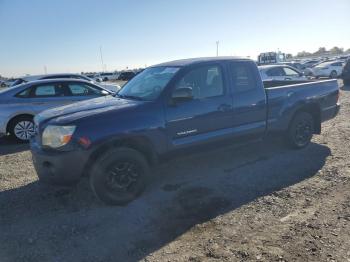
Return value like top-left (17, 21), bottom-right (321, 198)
top-left (117, 67), bottom-right (179, 101)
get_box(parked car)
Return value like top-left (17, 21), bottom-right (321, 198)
top-left (31, 57), bottom-right (340, 205)
top-left (341, 59), bottom-right (350, 85)
top-left (311, 61), bottom-right (345, 78)
top-left (86, 74), bottom-right (103, 82)
top-left (0, 79), bottom-right (112, 142)
top-left (277, 62), bottom-right (304, 71)
top-left (9, 73), bottom-right (120, 92)
top-left (301, 60), bottom-right (320, 69)
top-left (259, 65), bottom-right (308, 81)
top-left (100, 72), bottom-right (119, 81)
top-left (117, 71), bottom-right (136, 81)
top-left (1, 79), bottom-right (17, 88)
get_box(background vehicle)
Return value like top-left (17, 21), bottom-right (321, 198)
top-left (8, 73), bottom-right (120, 92)
top-left (259, 65), bottom-right (308, 81)
top-left (257, 51), bottom-right (286, 65)
top-left (117, 71), bottom-right (136, 81)
top-left (100, 72), bottom-right (119, 81)
top-left (301, 60), bottom-right (320, 69)
top-left (0, 79), bottom-right (112, 141)
top-left (86, 74), bottom-right (103, 82)
top-left (31, 57), bottom-right (340, 205)
top-left (311, 61), bottom-right (345, 78)
top-left (0, 79), bottom-right (17, 88)
top-left (277, 62), bottom-right (304, 71)
top-left (342, 59), bottom-right (350, 85)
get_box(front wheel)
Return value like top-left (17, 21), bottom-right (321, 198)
top-left (89, 147), bottom-right (149, 205)
top-left (286, 112), bottom-right (314, 149)
top-left (9, 116), bottom-right (35, 142)
top-left (330, 70), bottom-right (338, 79)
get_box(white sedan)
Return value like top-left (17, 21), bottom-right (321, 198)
top-left (311, 61), bottom-right (344, 78)
top-left (258, 65), bottom-right (308, 81)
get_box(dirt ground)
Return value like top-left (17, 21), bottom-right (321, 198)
top-left (0, 81), bottom-right (349, 262)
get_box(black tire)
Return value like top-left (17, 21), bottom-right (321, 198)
top-left (286, 112), bottom-right (314, 149)
top-left (330, 70), bottom-right (337, 79)
top-left (89, 147), bottom-right (149, 205)
top-left (8, 115), bottom-right (35, 142)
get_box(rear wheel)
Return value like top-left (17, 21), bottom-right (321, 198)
top-left (330, 70), bottom-right (338, 79)
top-left (286, 112), bottom-right (314, 149)
top-left (89, 147), bottom-right (149, 205)
top-left (8, 115), bottom-right (35, 142)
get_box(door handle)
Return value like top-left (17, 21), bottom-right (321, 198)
top-left (33, 102), bottom-right (45, 105)
top-left (284, 77), bottom-right (292, 80)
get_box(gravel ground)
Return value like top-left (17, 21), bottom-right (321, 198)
top-left (0, 81), bottom-right (349, 262)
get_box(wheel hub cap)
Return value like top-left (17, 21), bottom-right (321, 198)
top-left (14, 121), bottom-right (35, 140)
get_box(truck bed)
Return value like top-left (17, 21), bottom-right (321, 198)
top-left (264, 79), bottom-right (339, 133)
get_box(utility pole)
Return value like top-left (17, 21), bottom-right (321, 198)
top-left (216, 41), bottom-right (219, 57)
top-left (99, 46), bottom-right (105, 72)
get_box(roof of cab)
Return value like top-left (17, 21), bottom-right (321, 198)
top-left (152, 56), bottom-right (252, 67)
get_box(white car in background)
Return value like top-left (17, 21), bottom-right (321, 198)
top-left (100, 72), bottom-right (119, 81)
top-left (311, 61), bottom-right (345, 78)
top-left (258, 65), bottom-right (308, 81)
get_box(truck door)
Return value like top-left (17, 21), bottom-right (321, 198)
top-left (165, 64), bottom-right (234, 149)
top-left (228, 61), bottom-right (267, 139)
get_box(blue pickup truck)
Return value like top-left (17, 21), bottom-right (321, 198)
top-left (31, 57), bottom-right (340, 205)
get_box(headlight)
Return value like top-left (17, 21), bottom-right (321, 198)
top-left (42, 125), bottom-right (76, 148)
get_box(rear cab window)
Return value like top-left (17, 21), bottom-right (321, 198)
top-left (229, 62), bottom-right (258, 92)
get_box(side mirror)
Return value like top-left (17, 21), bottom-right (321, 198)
top-left (171, 87), bottom-right (193, 103)
top-left (101, 90), bottom-right (110, 95)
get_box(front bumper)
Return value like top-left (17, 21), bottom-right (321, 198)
top-left (31, 140), bottom-right (89, 186)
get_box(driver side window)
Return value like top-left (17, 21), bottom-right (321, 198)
top-left (175, 65), bottom-right (224, 99)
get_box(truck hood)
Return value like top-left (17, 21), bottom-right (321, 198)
top-left (35, 95), bottom-right (142, 125)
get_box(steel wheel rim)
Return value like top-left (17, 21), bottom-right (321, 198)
top-left (105, 161), bottom-right (140, 192)
top-left (14, 121), bottom-right (35, 140)
top-left (295, 120), bottom-right (312, 146)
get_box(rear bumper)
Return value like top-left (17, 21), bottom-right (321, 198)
top-left (31, 141), bottom-right (88, 186)
top-left (321, 103), bottom-right (340, 122)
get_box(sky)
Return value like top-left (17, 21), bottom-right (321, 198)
top-left (0, 0), bottom-right (349, 77)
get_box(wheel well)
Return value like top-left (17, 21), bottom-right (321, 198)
top-left (83, 137), bottom-right (158, 176)
top-left (6, 114), bottom-right (34, 134)
top-left (292, 104), bottom-right (321, 134)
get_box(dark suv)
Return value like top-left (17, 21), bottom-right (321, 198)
top-left (342, 59), bottom-right (350, 85)
top-left (117, 71), bottom-right (136, 81)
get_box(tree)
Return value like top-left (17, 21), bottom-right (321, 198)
top-left (314, 47), bottom-right (327, 55)
top-left (296, 51), bottom-right (312, 57)
top-left (329, 46), bottom-right (344, 54)
top-left (345, 48), bottom-right (350, 54)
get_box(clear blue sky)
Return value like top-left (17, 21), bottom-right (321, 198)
top-left (0, 0), bottom-right (349, 77)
